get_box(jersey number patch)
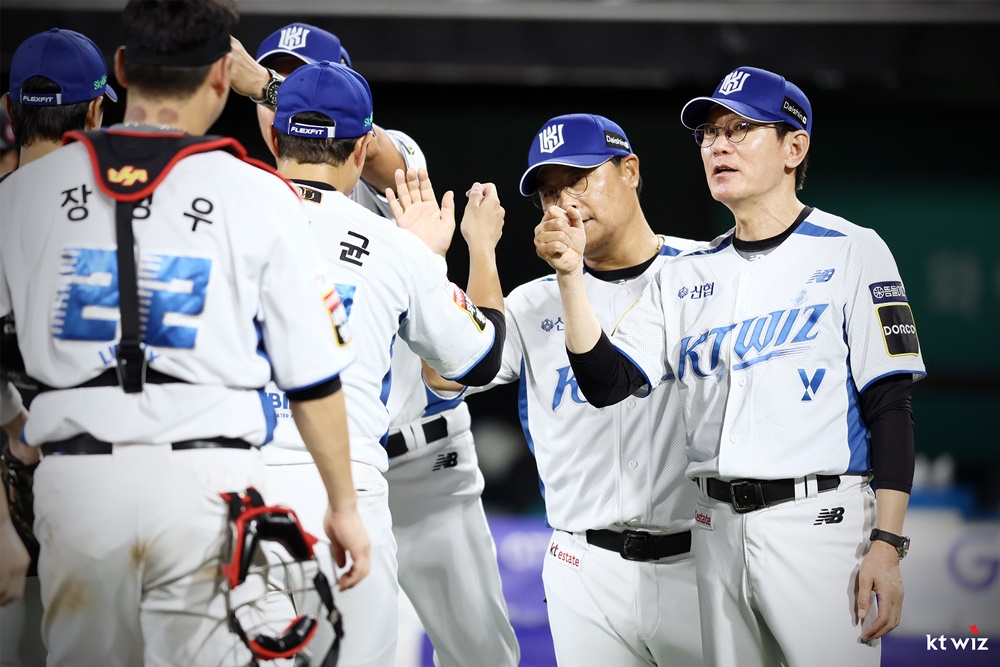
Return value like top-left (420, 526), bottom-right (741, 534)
top-left (53, 247), bottom-right (212, 349)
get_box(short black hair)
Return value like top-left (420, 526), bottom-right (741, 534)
top-left (8, 76), bottom-right (91, 146)
top-left (122, 0), bottom-right (239, 99)
top-left (774, 122), bottom-right (809, 191)
top-left (275, 112), bottom-right (360, 166)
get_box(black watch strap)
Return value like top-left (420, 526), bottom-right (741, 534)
top-left (870, 528), bottom-right (910, 559)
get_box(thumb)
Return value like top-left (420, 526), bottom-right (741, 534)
top-left (442, 190), bottom-right (456, 219)
top-left (566, 206), bottom-right (584, 227)
top-left (857, 574), bottom-right (873, 621)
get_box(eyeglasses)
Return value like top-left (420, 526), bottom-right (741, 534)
top-left (533, 169), bottom-right (591, 210)
top-left (693, 119), bottom-right (778, 148)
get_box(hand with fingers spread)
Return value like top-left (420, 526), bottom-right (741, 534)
top-left (387, 167), bottom-right (455, 258)
top-left (324, 505), bottom-right (371, 591)
top-left (460, 182), bottom-right (505, 252)
top-left (534, 205), bottom-right (586, 275)
top-left (856, 541), bottom-right (905, 641)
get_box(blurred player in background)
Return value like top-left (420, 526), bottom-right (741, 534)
top-left (229, 23), bottom-right (518, 666)
top-left (1, 26), bottom-right (118, 667)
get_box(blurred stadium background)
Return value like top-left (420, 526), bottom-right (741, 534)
top-left (3, 1), bottom-right (998, 665)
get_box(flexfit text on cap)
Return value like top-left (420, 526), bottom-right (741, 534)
top-left (256, 23), bottom-right (349, 68)
top-left (9, 29), bottom-right (117, 106)
top-left (273, 61), bottom-right (374, 139)
top-left (519, 114), bottom-right (632, 196)
top-left (680, 66), bottom-right (812, 135)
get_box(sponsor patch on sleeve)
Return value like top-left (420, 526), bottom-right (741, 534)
top-left (450, 283), bottom-right (488, 332)
top-left (323, 287), bottom-right (352, 346)
top-left (870, 281), bottom-right (908, 304)
top-left (877, 304), bottom-right (919, 356)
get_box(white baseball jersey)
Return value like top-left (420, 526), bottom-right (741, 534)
top-left (611, 209), bottom-right (927, 481)
top-left (0, 140), bottom-right (352, 446)
top-left (263, 183), bottom-right (497, 471)
top-left (479, 237), bottom-right (701, 534)
top-left (349, 129), bottom-right (425, 222)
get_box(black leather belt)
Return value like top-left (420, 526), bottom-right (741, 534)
top-left (41, 433), bottom-right (252, 456)
top-left (703, 475), bottom-right (840, 513)
top-left (385, 416), bottom-right (448, 458)
top-left (586, 529), bottom-right (692, 562)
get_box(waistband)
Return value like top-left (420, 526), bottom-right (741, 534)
top-left (41, 433), bottom-right (253, 456)
top-left (700, 474), bottom-right (841, 513)
top-left (385, 405), bottom-right (471, 459)
top-left (586, 528), bottom-right (692, 562)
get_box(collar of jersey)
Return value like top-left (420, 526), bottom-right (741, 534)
top-left (292, 179), bottom-right (338, 192)
top-left (732, 205), bottom-right (813, 253)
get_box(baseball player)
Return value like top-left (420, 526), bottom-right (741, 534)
top-left (429, 113), bottom-right (705, 666)
top-left (258, 60), bottom-right (507, 667)
top-left (229, 25), bottom-right (519, 666)
top-left (0, 27), bottom-right (118, 667)
top-left (0, 2), bottom-right (369, 665)
top-left (538, 67), bottom-right (926, 666)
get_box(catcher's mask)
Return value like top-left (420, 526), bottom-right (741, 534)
top-left (220, 488), bottom-right (343, 667)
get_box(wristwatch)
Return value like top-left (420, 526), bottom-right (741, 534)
top-left (870, 528), bottom-right (910, 559)
top-left (250, 68), bottom-right (283, 107)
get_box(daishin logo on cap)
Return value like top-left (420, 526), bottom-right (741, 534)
top-left (718, 70), bottom-right (751, 96)
top-left (538, 124), bottom-right (565, 154)
top-left (278, 26), bottom-right (310, 51)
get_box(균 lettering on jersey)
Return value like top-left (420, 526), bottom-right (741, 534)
top-left (676, 303), bottom-right (829, 380)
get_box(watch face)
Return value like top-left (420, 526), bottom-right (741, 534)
top-left (899, 536), bottom-right (911, 558)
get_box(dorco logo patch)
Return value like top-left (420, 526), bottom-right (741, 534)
top-left (877, 304), bottom-right (919, 356)
top-left (548, 540), bottom-right (583, 570)
top-left (694, 505), bottom-right (714, 530)
top-left (450, 283), bottom-right (488, 332)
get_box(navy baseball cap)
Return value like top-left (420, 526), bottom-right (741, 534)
top-left (256, 23), bottom-right (349, 68)
top-left (680, 66), bottom-right (811, 135)
top-left (9, 28), bottom-right (117, 106)
top-left (519, 114), bottom-right (632, 196)
top-left (274, 61), bottom-right (373, 139)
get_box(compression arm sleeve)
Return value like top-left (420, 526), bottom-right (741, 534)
top-left (861, 374), bottom-right (915, 493)
top-left (566, 331), bottom-right (647, 407)
top-left (453, 307), bottom-right (506, 386)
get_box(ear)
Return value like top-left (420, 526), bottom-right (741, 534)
top-left (207, 54), bottom-right (231, 97)
top-left (620, 154), bottom-right (640, 189)
top-left (1, 93), bottom-right (12, 120)
top-left (267, 124), bottom-right (280, 159)
top-left (114, 46), bottom-right (128, 88)
top-left (354, 131), bottom-right (373, 169)
top-left (85, 97), bottom-right (104, 130)
top-left (785, 130), bottom-right (810, 169)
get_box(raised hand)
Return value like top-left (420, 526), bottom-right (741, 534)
top-left (387, 167), bottom-right (455, 258)
top-left (460, 182), bottom-right (505, 252)
top-left (534, 205), bottom-right (585, 275)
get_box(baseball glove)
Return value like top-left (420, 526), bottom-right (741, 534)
top-left (1, 437), bottom-right (39, 577)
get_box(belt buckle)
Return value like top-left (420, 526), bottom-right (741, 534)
top-left (729, 480), bottom-right (760, 514)
top-left (620, 530), bottom-right (652, 561)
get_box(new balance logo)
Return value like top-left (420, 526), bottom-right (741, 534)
top-left (432, 452), bottom-right (458, 471)
top-left (814, 507), bottom-right (844, 525)
top-left (107, 166), bottom-right (148, 187)
top-left (538, 124), bottom-right (565, 154)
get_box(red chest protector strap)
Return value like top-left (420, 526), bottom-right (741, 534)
top-left (61, 130), bottom-right (251, 393)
